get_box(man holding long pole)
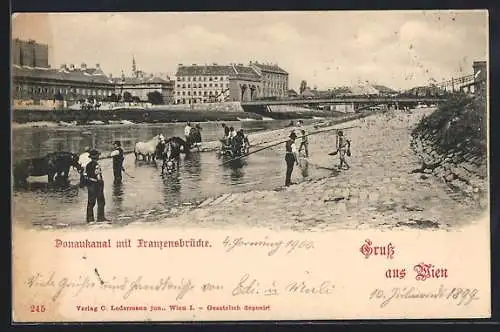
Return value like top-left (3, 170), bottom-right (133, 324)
top-left (285, 131), bottom-right (299, 186)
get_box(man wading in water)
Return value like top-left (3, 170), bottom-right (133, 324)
top-left (110, 140), bottom-right (124, 184)
top-left (285, 131), bottom-right (299, 186)
top-left (85, 149), bottom-right (109, 223)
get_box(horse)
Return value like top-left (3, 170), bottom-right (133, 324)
top-left (157, 137), bottom-right (188, 175)
top-left (134, 135), bottom-right (161, 162)
top-left (13, 152), bottom-right (83, 188)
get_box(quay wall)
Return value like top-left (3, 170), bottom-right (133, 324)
top-left (410, 95), bottom-right (488, 204)
top-left (12, 107), bottom-right (343, 124)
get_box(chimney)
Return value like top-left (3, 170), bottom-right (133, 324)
top-left (96, 63), bottom-right (100, 69)
top-left (81, 62), bottom-right (87, 70)
top-left (109, 73), bottom-right (113, 78)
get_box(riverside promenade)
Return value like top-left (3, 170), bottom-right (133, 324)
top-left (125, 108), bottom-right (487, 231)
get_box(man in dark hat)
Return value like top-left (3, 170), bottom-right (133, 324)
top-left (110, 140), bottom-right (124, 184)
top-left (85, 149), bottom-right (109, 223)
top-left (285, 131), bottom-right (299, 186)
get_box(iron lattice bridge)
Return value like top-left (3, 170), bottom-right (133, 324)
top-left (433, 74), bottom-right (476, 91)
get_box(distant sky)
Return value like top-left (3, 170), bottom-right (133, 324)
top-left (11, 10), bottom-right (488, 91)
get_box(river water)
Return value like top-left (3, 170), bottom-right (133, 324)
top-left (12, 119), bottom-right (333, 228)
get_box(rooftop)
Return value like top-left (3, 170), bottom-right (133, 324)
top-left (113, 75), bottom-right (171, 85)
top-left (176, 65), bottom-right (236, 77)
top-left (12, 65), bottom-right (113, 85)
top-left (250, 62), bottom-right (288, 75)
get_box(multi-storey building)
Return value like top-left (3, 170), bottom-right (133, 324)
top-left (249, 61), bottom-right (289, 98)
top-left (12, 63), bottom-right (115, 102)
top-left (174, 64), bottom-right (233, 104)
top-left (12, 38), bottom-right (49, 68)
top-left (174, 62), bottom-right (288, 104)
top-left (12, 54), bottom-right (176, 105)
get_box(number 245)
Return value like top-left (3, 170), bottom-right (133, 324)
top-left (30, 305), bottom-right (46, 313)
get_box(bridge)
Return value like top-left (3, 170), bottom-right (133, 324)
top-left (241, 96), bottom-right (445, 107)
top-left (241, 61), bottom-right (486, 113)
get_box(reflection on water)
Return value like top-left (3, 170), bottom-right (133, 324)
top-left (12, 119), bottom-right (310, 161)
top-left (12, 122), bottom-right (334, 227)
top-left (112, 182), bottom-right (125, 214)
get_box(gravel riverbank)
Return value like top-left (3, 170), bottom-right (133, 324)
top-left (113, 107), bottom-right (487, 231)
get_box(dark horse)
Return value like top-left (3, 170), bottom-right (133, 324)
top-left (13, 152), bottom-right (83, 188)
top-left (155, 137), bottom-right (190, 175)
top-left (186, 127), bottom-right (202, 150)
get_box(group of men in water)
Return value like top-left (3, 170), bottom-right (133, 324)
top-left (220, 123), bottom-right (251, 155)
top-left (74, 119), bottom-right (351, 222)
top-left (184, 122), bottom-right (203, 148)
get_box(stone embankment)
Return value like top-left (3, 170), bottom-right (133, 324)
top-left (409, 95), bottom-right (488, 205)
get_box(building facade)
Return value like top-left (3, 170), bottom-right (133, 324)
top-left (174, 62), bottom-right (287, 104)
top-left (228, 64), bottom-right (262, 102)
top-left (12, 63), bottom-right (115, 103)
top-left (249, 61), bottom-right (289, 98)
top-left (12, 53), bottom-right (176, 105)
top-left (115, 77), bottom-right (175, 104)
top-left (12, 38), bottom-right (49, 68)
top-left (113, 57), bottom-right (175, 103)
top-left (174, 64), bottom-right (233, 104)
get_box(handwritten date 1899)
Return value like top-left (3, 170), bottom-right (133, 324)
top-left (231, 273), bottom-right (335, 297)
top-left (369, 285), bottom-right (480, 308)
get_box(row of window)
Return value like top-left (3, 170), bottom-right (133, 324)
top-left (177, 76), bottom-right (227, 82)
top-left (263, 83), bottom-right (287, 89)
top-left (14, 85), bottom-right (114, 96)
top-left (176, 90), bottom-right (228, 96)
top-left (176, 83), bottom-right (229, 89)
top-left (176, 98), bottom-right (222, 104)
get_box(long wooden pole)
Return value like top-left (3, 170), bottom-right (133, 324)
top-left (222, 124), bottom-right (360, 164)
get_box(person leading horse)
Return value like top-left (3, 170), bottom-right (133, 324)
top-left (13, 151), bottom-right (83, 188)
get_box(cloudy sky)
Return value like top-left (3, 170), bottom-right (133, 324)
top-left (12, 11), bottom-right (488, 91)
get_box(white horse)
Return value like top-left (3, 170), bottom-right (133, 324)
top-left (134, 135), bottom-right (161, 162)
